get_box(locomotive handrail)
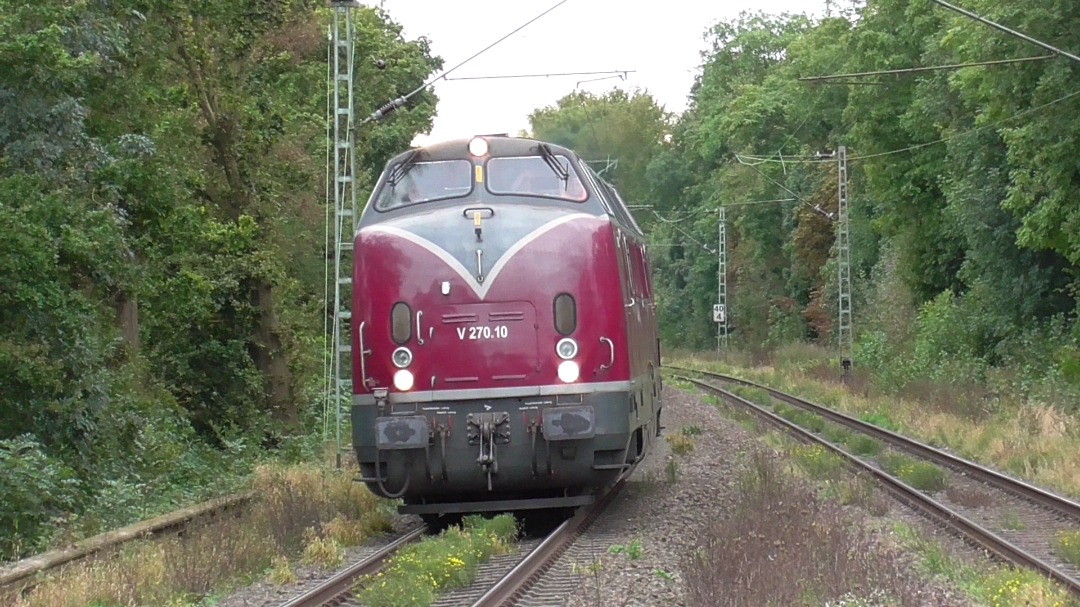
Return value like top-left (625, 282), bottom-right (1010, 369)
top-left (416, 310), bottom-right (425, 345)
top-left (358, 321), bottom-right (370, 387)
top-left (599, 337), bottom-right (615, 371)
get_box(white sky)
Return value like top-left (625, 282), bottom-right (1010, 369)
top-left (374, 0), bottom-right (830, 144)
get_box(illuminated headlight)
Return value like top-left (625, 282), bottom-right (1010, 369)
top-left (393, 369), bottom-right (415, 391)
top-left (468, 137), bottom-right (489, 157)
top-left (392, 347), bottom-right (413, 368)
top-left (556, 338), bottom-right (578, 360)
top-left (557, 360), bottom-right (579, 383)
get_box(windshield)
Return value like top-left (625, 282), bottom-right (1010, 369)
top-left (374, 159), bottom-right (472, 211)
top-left (486, 156), bottom-right (588, 202)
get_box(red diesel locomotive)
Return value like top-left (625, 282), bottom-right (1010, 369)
top-left (351, 136), bottom-right (660, 520)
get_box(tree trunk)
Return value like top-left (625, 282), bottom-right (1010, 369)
top-left (115, 294), bottom-right (140, 354)
top-left (252, 281), bottom-right (298, 427)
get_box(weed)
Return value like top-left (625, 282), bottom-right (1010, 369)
top-left (1001, 510), bottom-right (1026, 531)
top-left (570, 559), bottom-right (605, 575)
top-left (684, 448), bottom-right (923, 606)
top-left (266, 556), bottom-right (296, 585)
top-left (323, 515), bottom-right (367, 546)
top-left (858, 412), bottom-right (899, 431)
top-left (302, 534), bottom-right (343, 568)
top-left (821, 423), bottom-right (852, 444)
top-left (665, 459), bottom-right (680, 483)
top-left (609, 538), bottom-right (644, 560)
top-left (680, 425), bottom-right (703, 436)
top-left (666, 433), bottom-right (695, 455)
top-left (1054, 530), bottom-right (1080, 568)
top-left (790, 444), bottom-right (845, 481)
top-left (15, 463), bottom-right (390, 607)
top-left (357, 514), bottom-right (518, 607)
top-left (973, 566), bottom-right (1070, 607)
top-left (801, 412), bottom-right (827, 434)
top-left (845, 435), bottom-right (883, 456)
top-left (879, 452), bottom-right (947, 491)
top-left (945, 485), bottom-right (994, 509)
top-left (653, 568), bottom-right (675, 581)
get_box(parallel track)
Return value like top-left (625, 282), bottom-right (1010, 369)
top-left (667, 366), bottom-right (1080, 597)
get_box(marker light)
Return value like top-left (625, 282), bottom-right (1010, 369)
top-left (468, 137), bottom-right (489, 157)
top-left (556, 338), bottom-right (578, 360)
top-left (557, 360), bottom-right (580, 383)
top-left (393, 369), bottom-right (415, 391)
top-left (392, 347), bottom-right (413, 368)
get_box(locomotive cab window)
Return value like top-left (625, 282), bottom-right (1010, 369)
top-left (374, 159), bottom-right (473, 211)
top-left (487, 156), bottom-right (588, 202)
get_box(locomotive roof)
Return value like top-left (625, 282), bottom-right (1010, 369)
top-left (388, 136), bottom-right (580, 164)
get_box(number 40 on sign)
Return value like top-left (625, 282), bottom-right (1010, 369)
top-left (712, 304), bottom-right (726, 323)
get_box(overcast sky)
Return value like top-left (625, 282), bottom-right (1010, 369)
top-left (374, 0), bottom-right (830, 144)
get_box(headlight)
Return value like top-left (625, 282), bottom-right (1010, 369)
top-left (557, 360), bottom-right (579, 383)
top-left (392, 347), bottom-right (413, 368)
top-left (468, 137), bottom-right (489, 157)
top-left (393, 369), bottom-right (414, 391)
top-left (556, 338), bottom-right (578, 360)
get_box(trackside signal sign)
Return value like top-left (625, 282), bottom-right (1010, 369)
top-left (713, 304), bottom-right (726, 323)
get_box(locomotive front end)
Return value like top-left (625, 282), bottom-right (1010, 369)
top-left (350, 137), bottom-right (660, 518)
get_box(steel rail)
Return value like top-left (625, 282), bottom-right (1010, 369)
top-left (471, 480), bottom-right (626, 607)
top-left (672, 372), bottom-right (1080, 597)
top-left (280, 526), bottom-right (425, 607)
top-left (666, 365), bottom-right (1080, 521)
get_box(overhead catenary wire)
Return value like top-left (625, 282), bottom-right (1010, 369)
top-left (734, 86), bottom-right (1080, 165)
top-left (444, 69), bottom-right (634, 82)
top-left (360, 0), bottom-right (572, 125)
top-left (798, 54), bottom-right (1055, 84)
top-left (930, 0), bottom-right (1080, 65)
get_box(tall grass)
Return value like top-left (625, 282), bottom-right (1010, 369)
top-left (14, 463), bottom-right (392, 607)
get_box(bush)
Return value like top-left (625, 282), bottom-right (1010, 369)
top-left (0, 436), bottom-right (81, 555)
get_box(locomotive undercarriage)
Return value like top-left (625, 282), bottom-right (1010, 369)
top-left (352, 388), bottom-right (654, 515)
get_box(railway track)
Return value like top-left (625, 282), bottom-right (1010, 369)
top-left (667, 365), bottom-right (1080, 597)
top-left (281, 480), bottom-right (625, 607)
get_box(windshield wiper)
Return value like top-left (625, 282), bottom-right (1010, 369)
top-left (387, 149), bottom-right (422, 187)
top-left (537, 144), bottom-right (569, 185)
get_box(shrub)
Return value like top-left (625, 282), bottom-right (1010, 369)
top-left (666, 434), bottom-right (695, 455)
top-left (0, 436), bottom-right (81, 555)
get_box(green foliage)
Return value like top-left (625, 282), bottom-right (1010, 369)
top-left (528, 90), bottom-right (670, 208)
top-left (879, 452), bottom-right (947, 491)
top-left (0, 0), bottom-right (440, 559)
top-left (0, 437), bottom-right (80, 555)
top-left (845, 435), bottom-right (883, 457)
top-left (358, 514), bottom-right (517, 607)
top-left (1054, 530), bottom-right (1080, 569)
top-left (790, 444), bottom-right (845, 481)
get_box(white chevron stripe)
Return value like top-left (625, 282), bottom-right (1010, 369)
top-left (360, 213), bottom-right (604, 299)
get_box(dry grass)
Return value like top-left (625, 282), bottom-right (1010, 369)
top-left (675, 353), bottom-right (1080, 501)
top-left (14, 461), bottom-right (391, 607)
top-left (683, 450), bottom-right (925, 606)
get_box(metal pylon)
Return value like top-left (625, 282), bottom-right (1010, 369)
top-left (836, 145), bottom-right (853, 379)
top-left (717, 206), bottom-right (729, 351)
top-left (330, 1), bottom-right (360, 466)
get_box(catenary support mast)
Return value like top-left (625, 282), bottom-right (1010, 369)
top-left (837, 145), bottom-right (853, 380)
top-left (330, 1), bottom-right (360, 466)
top-left (717, 206), bottom-right (729, 351)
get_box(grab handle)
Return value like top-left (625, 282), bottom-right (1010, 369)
top-left (599, 337), bottom-right (615, 371)
top-left (359, 322), bottom-right (371, 387)
top-left (416, 310), bottom-right (425, 345)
